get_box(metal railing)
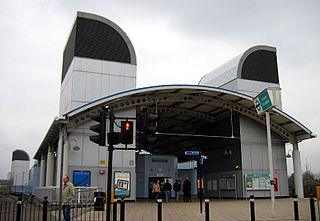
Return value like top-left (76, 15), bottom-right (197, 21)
top-left (35, 186), bottom-right (101, 203)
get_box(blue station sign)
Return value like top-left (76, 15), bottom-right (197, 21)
top-left (185, 151), bottom-right (200, 155)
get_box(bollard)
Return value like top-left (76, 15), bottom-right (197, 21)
top-left (250, 195), bottom-right (255, 221)
top-left (293, 195), bottom-right (299, 220)
top-left (157, 199), bottom-right (162, 221)
top-left (113, 199), bottom-right (117, 221)
top-left (205, 199), bottom-right (209, 221)
top-left (120, 196), bottom-right (125, 221)
top-left (16, 197), bottom-right (22, 221)
top-left (43, 196), bottom-right (48, 221)
top-left (310, 194), bottom-right (316, 221)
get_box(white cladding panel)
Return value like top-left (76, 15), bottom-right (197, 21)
top-left (59, 57), bottom-right (137, 115)
top-left (65, 108), bottom-right (136, 199)
top-left (67, 108), bottom-right (136, 168)
top-left (240, 116), bottom-right (288, 197)
top-left (109, 75), bottom-right (124, 94)
top-left (110, 62), bottom-right (125, 76)
top-left (71, 71), bottom-right (86, 102)
top-left (11, 160), bottom-right (30, 186)
top-left (101, 74), bottom-right (110, 95)
top-left (85, 73), bottom-right (101, 102)
top-left (214, 79), bottom-right (282, 109)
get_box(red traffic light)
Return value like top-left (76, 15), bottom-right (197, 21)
top-left (125, 122), bottom-right (130, 131)
top-left (121, 121), bottom-right (133, 144)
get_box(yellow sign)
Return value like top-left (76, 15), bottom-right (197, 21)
top-left (316, 186), bottom-right (320, 199)
top-left (100, 160), bottom-right (106, 165)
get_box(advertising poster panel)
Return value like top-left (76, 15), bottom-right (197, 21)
top-left (114, 171), bottom-right (130, 197)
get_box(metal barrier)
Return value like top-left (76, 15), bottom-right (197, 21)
top-left (205, 199), bottom-right (210, 221)
top-left (249, 195), bottom-right (255, 221)
top-left (293, 194), bottom-right (299, 220)
top-left (3, 194), bottom-right (320, 221)
top-left (0, 194), bottom-right (108, 221)
top-left (35, 186), bottom-right (101, 203)
top-left (157, 199), bottom-right (162, 221)
top-left (309, 194), bottom-right (316, 221)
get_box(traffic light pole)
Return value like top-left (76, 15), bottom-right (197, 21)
top-left (106, 106), bottom-right (115, 221)
top-left (198, 154), bottom-right (203, 214)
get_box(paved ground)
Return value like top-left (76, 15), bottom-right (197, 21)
top-left (76, 197), bottom-right (320, 221)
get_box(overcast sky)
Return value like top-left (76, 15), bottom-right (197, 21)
top-left (0, 0), bottom-right (319, 179)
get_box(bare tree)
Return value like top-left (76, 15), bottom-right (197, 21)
top-left (303, 159), bottom-right (315, 181)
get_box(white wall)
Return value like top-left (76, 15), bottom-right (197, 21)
top-left (66, 108), bottom-right (137, 200)
top-left (240, 116), bottom-right (289, 197)
top-left (59, 57), bottom-right (137, 115)
top-left (11, 160), bottom-right (30, 186)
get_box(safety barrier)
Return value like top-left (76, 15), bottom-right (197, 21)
top-left (1, 194), bottom-right (320, 221)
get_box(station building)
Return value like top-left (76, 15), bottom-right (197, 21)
top-left (8, 150), bottom-right (31, 193)
top-left (33, 12), bottom-right (316, 201)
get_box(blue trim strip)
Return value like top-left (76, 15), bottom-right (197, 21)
top-left (274, 107), bottom-right (312, 134)
top-left (63, 84), bottom-right (253, 117)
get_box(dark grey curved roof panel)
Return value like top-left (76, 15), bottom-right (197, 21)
top-left (12, 149), bottom-right (30, 161)
top-left (61, 11), bottom-right (137, 83)
top-left (240, 49), bottom-right (279, 84)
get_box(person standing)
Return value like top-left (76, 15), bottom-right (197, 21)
top-left (163, 179), bottom-right (172, 203)
top-left (173, 180), bottom-right (181, 201)
top-left (62, 175), bottom-right (75, 221)
top-left (183, 177), bottom-right (192, 202)
top-left (152, 180), bottom-right (161, 200)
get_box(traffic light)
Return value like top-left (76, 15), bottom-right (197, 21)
top-left (121, 121), bottom-right (133, 144)
top-left (89, 110), bottom-right (106, 146)
top-left (107, 132), bottom-right (121, 145)
top-left (140, 106), bottom-right (159, 148)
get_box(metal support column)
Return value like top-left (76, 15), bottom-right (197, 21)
top-left (266, 111), bottom-right (276, 217)
top-left (293, 142), bottom-right (304, 198)
top-left (56, 130), bottom-right (63, 186)
top-left (39, 154), bottom-right (46, 187)
top-left (63, 135), bottom-right (69, 177)
top-left (46, 146), bottom-right (54, 186)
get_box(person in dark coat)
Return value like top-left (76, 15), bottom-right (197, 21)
top-left (173, 180), bottom-right (181, 201)
top-left (163, 179), bottom-right (172, 203)
top-left (183, 177), bottom-right (192, 202)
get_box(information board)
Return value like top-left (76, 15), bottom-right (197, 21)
top-left (73, 171), bottom-right (91, 187)
top-left (219, 174), bottom-right (236, 190)
top-left (245, 174), bottom-right (270, 190)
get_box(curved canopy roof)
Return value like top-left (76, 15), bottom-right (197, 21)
top-left (35, 84), bottom-right (315, 160)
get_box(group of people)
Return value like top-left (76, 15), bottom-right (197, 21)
top-left (152, 177), bottom-right (192, 203)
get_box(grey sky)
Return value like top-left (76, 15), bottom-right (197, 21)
top-left (0, 0), bottom-right (319, 178)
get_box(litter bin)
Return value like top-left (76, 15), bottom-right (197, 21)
top-left (94, 191), bottom-right (106, 211)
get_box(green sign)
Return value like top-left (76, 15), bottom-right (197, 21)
top-left (254, 89), bottom-right (274, 114)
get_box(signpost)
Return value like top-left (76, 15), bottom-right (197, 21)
top-left (253, 88), bottom-right (281, 115)
top-left (253, 88), bottom-right (281, 218)
top-left (185, 150), bottom-right (206, 214)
